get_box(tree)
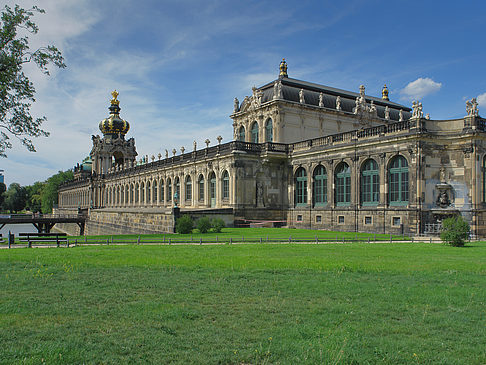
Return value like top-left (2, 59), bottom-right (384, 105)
top-left (40, 170), bottom-right (73, 213)
top-left (196, 217), bottom-right (211, 233)
top-left (0, 5), bottom-right (66, 157)
top-left (440, 215), bottom-right (470, 247)
top-left (175, 214), bottom-right (193, 234)
top-left (26, 180), bottom-right (44, 212)
top-left (0, 181), bottom-right (6, 210)
top-left (3, 182), bottom-right (27, 212)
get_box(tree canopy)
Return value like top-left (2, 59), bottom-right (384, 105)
top-left (0, 4), bottom-right (65, 157)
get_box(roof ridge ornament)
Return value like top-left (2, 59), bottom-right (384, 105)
top-left (279, 58), bottom-right (288, 78)
top-left (111, 90), bottom-right (120, 106)
top-left (382, 84), bottom-right (389, 100)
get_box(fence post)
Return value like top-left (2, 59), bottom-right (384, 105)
top-left (390, 234), bottom-right (392, 243)
top-left (335, 234), bottom-right (338, 242)
top-left (111, 235), bottom-right (114, 244)
top-left (411, 237), bottom-right (414, 243)
top-left (106, 238), bottom-right (109, 245)
top-left (137, 236), bottom-right (141, 245)
top-left (199, 238), bottom-right (202, 245)
top-left (430, 237), bottom-right (432, 244)
top-left (75, 239), bottom-right (77, 247)
top-left (169, 238), bottom-right (171, 245)
top-left (374, 234), bottom-right (376, 242)
top-left (260, 237), bottom-right (262, 244)
top-left (85, 236), bottom-right (87, 244)
top-left (316, 236), bottom-right (318, 244)
top-left (230, 237), bottom-right (232, 245)
top-left (342, 237), bottom-right (344, 244)
top-left (289, 236), bottom-right (291, 243)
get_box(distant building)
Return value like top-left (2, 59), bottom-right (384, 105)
top-left (58, 60), bottom-right (486, 237)
top-left (0, 170), bottom-right (4, 184)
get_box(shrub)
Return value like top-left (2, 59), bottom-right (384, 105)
top-left (211, 218), bottom-right (225, 233)
top-left (440, 215), bottom-right (470, 247)
top-left (176, 214), bottom-right (193, 234)
top-left (196, 217), bottom-right (211, 233)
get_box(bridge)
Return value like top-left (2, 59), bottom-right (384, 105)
top-left (0, 214), bottom-right (86, 234)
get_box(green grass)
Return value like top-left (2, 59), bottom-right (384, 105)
top-left (1, 243), bottom-right (485, 364)
top-left (65, 227), bottom-right (408, 244)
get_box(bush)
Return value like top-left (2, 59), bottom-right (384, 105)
top-left (440, 215), bottom-right (470, 247)
top-left (196, 217), bottom-right (211, 233)
top-left (176, 214), bottom-right (193, 234)
top-left (211, 218), bottom-right (225, 233)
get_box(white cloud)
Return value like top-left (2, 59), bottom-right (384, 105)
top-left (477, 92), bottom-right (486, 107)
top-left (401, 77), bottom-right (442, 100)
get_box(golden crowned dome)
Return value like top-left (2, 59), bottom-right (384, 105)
top-left (99, 90), bottom-right (130, 137)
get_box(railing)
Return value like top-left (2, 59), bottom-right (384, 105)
top-left (424, 223), bottom-right (442, 234)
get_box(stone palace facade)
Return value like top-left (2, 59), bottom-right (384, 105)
top-left (58, 60), bottom-right (486, 237)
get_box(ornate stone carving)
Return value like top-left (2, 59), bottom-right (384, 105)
top-left (193, 140), bottom-right (197, 151)
top-left (384, 105), bottom-right (390, 120)
top-left (466, 98), bottom-right (479, 117)
top-left (335, 96), bottom-right (341, 111)
top-left (233, 97), bottom-right (239, 112)
top-left (205, 139), bottom-right (210, 148)
top-left (399, 109), bottom-right (404, 121)
top-left (165, 149), bottom-right (169, 159)
top-left (299, 89), bottom-right (305, 104)
top-left (412, 101), bottom-right (423, 119)
top-left (217, 135), bottom-right (222, 144)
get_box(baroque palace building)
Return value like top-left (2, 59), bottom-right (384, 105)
top-left (58, 60), bottom-right (486, 237)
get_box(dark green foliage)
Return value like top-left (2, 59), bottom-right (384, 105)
top-left (3, 182), bottom-right (27, 212)
top-left (440, 215), bottom-right (470, 247)
top-left (0, 5), bottom-right (66, 156)
top-left (196, 216), bottom-right (211, 233)
top-left (175, 214), bottom-right (193, 234)
top-left (0, 181), bottom-right (6, 209)
top-left (211, 218), bottom-right (225, 233)
top-left (40, 170), bottom-right (73, 213)
top-left (25, 181), bottom-right (44, 212)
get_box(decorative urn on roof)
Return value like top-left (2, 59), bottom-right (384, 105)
top-left (279, 58), bottom-right (288, 78)
top-left (99, 90), bottom-right (130, 138)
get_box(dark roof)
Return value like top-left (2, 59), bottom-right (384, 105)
top-left (239, 77), bottom-right (412, 122)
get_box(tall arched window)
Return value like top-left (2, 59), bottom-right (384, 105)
top-left (153, 180), bottom-right (157, 203)
top-left (167, 178), bottom-right (172, 202)
top-left (116, 186), bottom-right (120, 205)
top-left (389, 155), bottom-right (409, 205)
top-left (130, 184), bottom-right (134, 204)
top-left (483, 156), bottom-right (486, 202)
top-left (135, 183), bottom-right (139, 203)
top-left (209, 172), bottom-right (216, 207)
top-left (175, 177), bottom-right (180, 201)
top-left (251, 122), bottom-right (259, 143)
top-left (140, 182), bottom-right (145, 204)
top-left (159, 179), bottom-right (165, 203)
top-left (185, 175), bottom-right (192, 202)
top-left (222, 170), bottom-right (229, 200)
top-left (146, 181), bottom-right (151, 204)
top-left (295, 167), bottom-right (307, 206)
top-left (238, 126), bottom-right (245, 141)
top-left (265, 118), bottom-right (273, 142)
top-left (198, 174), bottom-right (204, 201)
top-left (313, 165), bottom-right (327, 206)
top-left (125, 184), bottom-right (129, 205)
top-left (361, 159), bottom-right (379, 205)
top-left (335, 162), bottom-right (351, 206)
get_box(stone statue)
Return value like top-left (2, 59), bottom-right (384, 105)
top-left (193, 140), bottom-right (197, 151)
top-left (165, 149), bottom-right (169, 159)
top-left (466, 98), bottom-right (479, 117)
top-left (437, 190), bottom-right (450, 208)
top-left (217, 135), bottom-right (223, 144)
top-left (172, 148), bottom-right (177, 156)
top-left (319, 92), bottom-right (324, 107)
top-left (425, 113), bottom-right (430, 120)
top-left (440, 167), bottom-right (446, 183)
top-left (277, 80), bottom-right (282, 99)
top-left (399, 109), bottom-right (404, 121)
top-left (233, 97), bottom-right (239, 112)
top-left (384, 105), bottom-right (390, 120)
top-left (257, 181), bottom-right (264, 207)
top-left (180, 146), bottom-right (185, 154)
top-left (299, 89), bottom-right (305, 104)
top-left (369, 100), bottom-right (376, 113)
top-left (335, 96), bottom-right (341, 111)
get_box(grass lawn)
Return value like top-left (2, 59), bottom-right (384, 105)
top-left (1, 243), bottom-right (485, 364)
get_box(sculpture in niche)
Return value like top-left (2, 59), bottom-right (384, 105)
top-left (256, 181), bottom-right (264, 207)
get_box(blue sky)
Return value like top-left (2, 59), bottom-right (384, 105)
top-left (2, 0), bottom-right (486, 186)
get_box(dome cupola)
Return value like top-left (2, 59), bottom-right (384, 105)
top-left (99, 90), bottom-right (130, 138)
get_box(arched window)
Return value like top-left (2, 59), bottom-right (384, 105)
top-left (335, 162), bottom-right (351, 206)
top-left (295, 167), bottom-right (307, 206)
top-left (265, 118), bottom-right (273, 142)
top-left (483, 156), bottom-right (486, 202)
top-left (130, 184), bottom-right (134, 204)
top-left (125, 184), bottom-right (129, 205)
top-left (116, 186), bottom-right (120, 204)
top-left (313, 165), bottom-right (327, 206)
top-left (135, 183), bottom-right (139, 203)
top-left (175, 177), bottom-right (180, 202)
top-left (238, 126), bottom-right (245, 141)
top-left (167, 178), bottom-right (172, 202)
top-left (159, 179), bottom-right (165, 203)
top-left (185, 175), bottom-right (192, 202)
top-left (141, 182), bottom-right (145, 204)
top-left (222, 170), bottom-right (229, 200)
top-left (153, 180), bottom-right (157, 203)
top-left (361, 159), bottom-right (379, 205)
top-left (389, 156), bottom-right (408, 205)
top-left (146, 181), bottom-right (151, 204)
top-left (251, 122), bottom-right (259, 143)
top-left (198, 174), bottom-right (204, 201)
top-left (209, 172), bottom-right (216, 207)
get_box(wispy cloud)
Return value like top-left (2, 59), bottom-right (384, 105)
top-left (477, 92), bottom-right (486, 107)
top-left (401, 78), bottom-right (442, 100)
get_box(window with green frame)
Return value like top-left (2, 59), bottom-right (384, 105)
top-left (222, 171), bottom-right (229, 200)
top-left (389, 156), bottom-right (408, 205)
top-left (159, 180), bottom-right (164, 203)
top-left (185, 176), bottom-right (192, 201)
top-left (361, 159), bottom-right (379, 205)
top-left (335, 162), bottom-right (351, 206)
top-left (265, 118), bottom-right (273, 142)
top-left (483, 156), bottom-right (486, 202)
top-left (198, 175), bottom-right (204, 201)
top-left (175, 177), bottom-right (180, 200)
top-left (251, 122), bottom-right (259, 143)
top-left (238, 126), bottom-right (245, 141)
top-left (313, 165), bottom-right (327, 206)
top-left (295, 167), bottom-right (307, 206)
